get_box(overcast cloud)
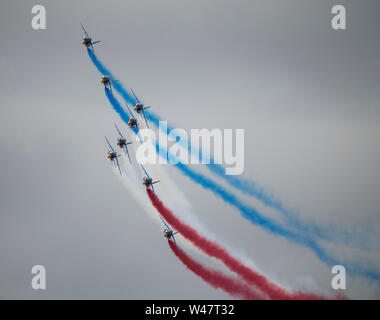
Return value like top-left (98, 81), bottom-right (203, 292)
top-left (0, 0), bottom-right (379, 299)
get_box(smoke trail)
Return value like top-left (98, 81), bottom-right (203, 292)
top-left (88, 47), bottom-right (374, 251)
top-left (104, 81), bottom-right (380, 281)
top-left (148, 189), bottom-right (329, 300)
top-left (115, 160), bottom-right (163, 226)
top-left (119, 132), bottom-right (269, 279)
top-left (168, 241), bottom-right (265, 300)
top-left (115, 137), bottom-right (280, 296)
top-left (104, 87), bottom-right (139, 137)
top-left (87, 50), bottom-right (380, 281)
top-left (115, 149), bottom-right (268, 298)
top-left (149, 138), bottom-right (380, 281)
top-left (87, 46), bottom-right (357, 248)
top-left (144, 110), bottom-right (374, 250)
top-left (87, 48), bottom-right (135, 105)
top-left (145, 110), bottom-right (289, 209)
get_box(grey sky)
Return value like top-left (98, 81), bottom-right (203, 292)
top-left (0, 0), bottom-right (379, 299)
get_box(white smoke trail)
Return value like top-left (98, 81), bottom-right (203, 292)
top-left (114, 130), bottom-right (265, 274)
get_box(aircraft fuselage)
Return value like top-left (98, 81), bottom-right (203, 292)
top-left (134, 103), bottom-right (144, 113)
top-left (101, 78), bottom-right (111, 87)
top-left (128, 118), bottom-right (137, 128)
top-left (108, 151), bottom-right (117, 161)
top-left (164, 229), bottom-right (174, 239)
top-left (117, 138), bottom-right (126, 148)
top-left (82, 37), bottom-right (92, 47)
top-left (143, 177), bottom-right (153, 188)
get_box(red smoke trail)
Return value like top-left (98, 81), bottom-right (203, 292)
top-left (168, 241), bottom-right (264, 300)
top-left (147, 189), bottom-right (327, 300)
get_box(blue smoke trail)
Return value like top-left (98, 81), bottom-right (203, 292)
top-left (150, 137), bottom-right (380, 281)
top-left (144, 110), bottom-right (373, 250)
top-left (87, 49), bottom-right (135, 105)
top-left (104, 87), bottom-right (139, 137)
top-left (86, 49), bottom-right (379, 278)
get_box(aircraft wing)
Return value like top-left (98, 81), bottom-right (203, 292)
top-left (142, 109), bottom-right (149, 128)
top-left (125, 145), bottom-right (131, 164)
top-left (114, 123), bottom-right (125, 139)
top-left (141, 165), bottom-right (150, 178)
top-left (115, 156), bottom-right (122, 176)
top-left (80, 23), bottom-right (90, 38)
top-left (159, 215), bottom-right (171, 231)
top-left (135, 123), bottom-right (142, 143)
top-left (125, 104), bottom-right (134, 118)
top-left (172, 234), bottom-right (178, 248)
top-left (130, 88), bottom-right (141, 104)
top-left (104, 136), bottom-right (115, 153)
top-left (151, 184), bottom-right (157, 199)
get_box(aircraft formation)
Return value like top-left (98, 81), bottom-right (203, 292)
top-left (82, 24), bottom-right (179, 246)
top-left (80, 22), bottom-right (379, 300)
